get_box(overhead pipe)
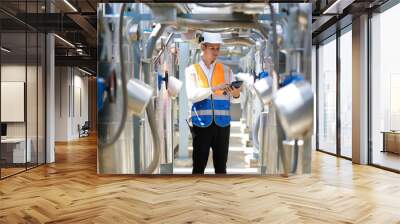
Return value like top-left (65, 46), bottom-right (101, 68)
top-left (249, 14), bottom-right (270, 39)
top-left (220, 50), bottom-right (246, 57)
top-left (251, 27), bottom-right (267, 38)
top-left (193, 3), bottom-right (266, 14)
top-left (144, 23), bottom-right (166, 62)
top-left (198, 28), bottom-right (236, 33)
top-left (177, 17), bottom-right (258, 30)
top-left (153, 32), bottom-right (175, 64)
top-left (145, 3), bottom-right (190, 14)
top-left (177, 17), bottom-right (270, 46)
top-left (174, 3), bottom-right (191, 14)
top-left (195, 3), bottom-right (235, 8)
top-left (223, 37), bottom-right (255, 46)
top-left (254, 23), bottom-right (270, 40)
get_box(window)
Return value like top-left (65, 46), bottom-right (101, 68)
top-left (0, 0), bottom-right (47, 179)
top-left (317, 36), bottom-right (337, 154)
top-left (339, 28), bottom-right (352, 158)
top-left (312, 45), bottom-right (317, 150)
top-left (371, 3), bottom-right (400, 171)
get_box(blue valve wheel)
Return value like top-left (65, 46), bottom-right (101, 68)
top-left (258, 71), bottom-right (269, 79)
top-left (280, 74), bottom-right (304, 87)
top-left (97, 78), bottom-right (107, 111)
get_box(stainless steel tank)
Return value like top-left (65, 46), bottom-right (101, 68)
top-left (259, 109), bottom-right (282, 175)
top-left (281, 139), bottom-right (304, 175)
top-left (273, 80), bottom-right (314, 139)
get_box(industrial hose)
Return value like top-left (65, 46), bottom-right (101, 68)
top-left (142, 100), bottom-right (161, 174)
top-left (141, 24), bottom-right (167, 174)
top-left (98, 3), bottom-right (128, 149)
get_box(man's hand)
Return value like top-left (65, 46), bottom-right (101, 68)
top-left (225, 86), bottom-right (241, 98)
top-left (211, 83), bottom-right (229, 93)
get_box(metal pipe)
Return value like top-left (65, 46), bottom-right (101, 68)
top-left (301, 4), bottom-right (312, 81)
top-left (268, 3), bottom-right (279, 92)
top-left (145, 24), bottom-right (166, 60)
top-left (142, 23), bottom-right (168, 174)
top-left (251, 29), bottom-right (268, 41)
top-left (280, 49), bottom-right (290, 75)
top-left (174, 3), bottom-right (190, 14)
top-left (177, 17), bottom-right (257, 30)
top-left (223, 37), bottom-right (255, 46)
top-left (250, 14), bottom-right (271, 39)
top-left (153, 32), bottom-right (175, 64)
top-left (177, 18), bottom-right (270, 53)
top-left (260, 40), bottom-right (266, 71)
top-left (254, 22), bottom-right (270, 40)
top-left (145, 3), bottom-right (189, 14)
top-left (195, 3), bottom-right (235, 8)
top-left (198, 28), bottom-right (235, 33)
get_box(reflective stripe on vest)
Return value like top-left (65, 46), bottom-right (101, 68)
top-left (192, 109), bottom-right (230, 116)
top-left (191, 62), bottom-right (231, 127)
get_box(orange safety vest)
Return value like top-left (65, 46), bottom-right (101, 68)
top-left (191, 62), bottom-right (231, 127)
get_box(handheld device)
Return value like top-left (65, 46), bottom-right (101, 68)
top-left (230, 80), bottom-right (243, 88)
top-left (223, 81), bottom-right (244, 95)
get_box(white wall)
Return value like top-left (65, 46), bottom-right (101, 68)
top-left (55, 67), bottom-right (69, 141)
top-left (1, 65), bottom-right (26, 139)
top-left (72, 72), bottom-right (89, 138)
top-left (1, 64), bottom-right (46, 164)
top-left (1, 65), bottom-right (32, 138)
top-left (55, 67), bottom-right (89, 141)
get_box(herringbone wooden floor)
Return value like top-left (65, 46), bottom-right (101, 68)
top-left (1, 135), bottom-right (400, 223)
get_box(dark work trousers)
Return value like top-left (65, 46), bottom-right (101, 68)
top-left (192, 121), bottom-right (230, 174)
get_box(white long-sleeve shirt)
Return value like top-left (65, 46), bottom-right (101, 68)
top-left (185, 59), bottom-right (241, 104)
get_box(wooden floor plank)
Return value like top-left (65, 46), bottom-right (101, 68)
top-left (0, 135), bottom-right (400, 223)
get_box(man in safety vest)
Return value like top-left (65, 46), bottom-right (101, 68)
top-left (185, 32), bottom-right (241, 174)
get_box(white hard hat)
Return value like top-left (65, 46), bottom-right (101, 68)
top-left (202, 32), bottom-right (223, 44)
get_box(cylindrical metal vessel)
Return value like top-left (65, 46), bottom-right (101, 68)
top-left (259, 109), bottom-right (282, 175)
top-left (281, 139), bottom-right (304, 175)
top-left (273, 81), bottom-right (313, 139)
top-left (253, 76), bottom-right (273, 105)
top-left (127, 79), bottom-right (154, 116)
top-left (167, 76), bottom-right (182, 99)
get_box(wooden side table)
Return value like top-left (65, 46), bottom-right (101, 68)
top-left (381, 131), bottom-right (400, 154)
